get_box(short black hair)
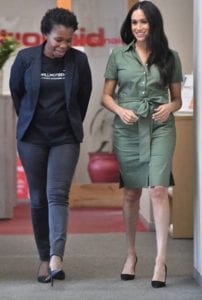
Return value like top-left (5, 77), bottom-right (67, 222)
top-left (41, 7), bottom-right (78, 35)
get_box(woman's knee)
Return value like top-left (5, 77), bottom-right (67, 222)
top-left (29, 189), bottom-right (47, 208)
top-left (150, 186), bottom-right (168, 201)
top-left (124, 188), bottom-right (142, 203)
top-left (47, 187), bottom-right (69, 207)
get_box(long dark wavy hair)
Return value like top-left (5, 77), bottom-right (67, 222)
top-left (120, 1), bottom-right (175, 87)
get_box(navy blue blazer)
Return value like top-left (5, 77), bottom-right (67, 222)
top-left (9, 43), bottom-right (92, 143)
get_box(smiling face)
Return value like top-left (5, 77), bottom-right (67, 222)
top-left (131, 8), bottom-right (150, 43)
top-left (44, 24), bottom-right (74, 58)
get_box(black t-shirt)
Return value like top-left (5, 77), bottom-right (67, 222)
top-left (23, 54), bottom-right (77, 145)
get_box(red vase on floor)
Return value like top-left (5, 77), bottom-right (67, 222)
top-left (88, 152), bottom-right (119, 183)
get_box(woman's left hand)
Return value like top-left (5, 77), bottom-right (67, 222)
top-left (152, 104), bottom-right (172, 122)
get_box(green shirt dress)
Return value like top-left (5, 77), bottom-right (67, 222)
top-left (104, 42), bottom-right (183, 188)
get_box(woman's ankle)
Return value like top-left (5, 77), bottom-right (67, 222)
top-left (38, 261), bottom-right (49, 276)
top-left (50, 255), bottom-right (63, 270)
top-left (155, 257), bottom-right (166, 266)
top-left (152, 262), bottom-right (166, 281)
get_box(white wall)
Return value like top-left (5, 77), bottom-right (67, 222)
top-left (151, 0), bottom-right (193, 74)
top-left (0, 0), bottom-right (55, 21)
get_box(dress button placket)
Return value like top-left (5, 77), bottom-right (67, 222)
top-left (142, 65), bottom-right (147, 96)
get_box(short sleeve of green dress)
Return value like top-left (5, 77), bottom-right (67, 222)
top-left (104, 44), bottom-right (183, 188)
top-left (170, 51), bottom-right (183, 83)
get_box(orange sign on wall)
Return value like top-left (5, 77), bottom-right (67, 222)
top-left (56, 0), bottom-right (72, 9)
top-left (128, 0), bottom-right (139, 9)
top-left (57, 0), bottom-right (138, 10)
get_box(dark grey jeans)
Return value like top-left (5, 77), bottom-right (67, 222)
top-left (17, 141), bottom-right (80, 261)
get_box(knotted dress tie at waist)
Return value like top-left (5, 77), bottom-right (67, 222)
top-left (117, 97), bottom-right (168, 163)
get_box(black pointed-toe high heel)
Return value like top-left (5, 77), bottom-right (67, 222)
top-left (121, 256), bottom-right (138, 281)
top-left (38, 274), bottom-right (51, 283)
top-left (37, 262), bottom-right (51, 283)
top-left (49, 269), bottom-right (65, 287)
top-left (151, 264), bottom-right (167, 288)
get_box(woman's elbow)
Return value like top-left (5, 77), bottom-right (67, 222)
top-left (101, 93), bottom-right (107, 107)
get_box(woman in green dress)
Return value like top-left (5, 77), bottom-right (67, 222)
top-left (101, 1), bottom-right (182, 288)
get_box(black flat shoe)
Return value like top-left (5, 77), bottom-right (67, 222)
top-left (49, 269), bottom-right (65, 287)
top-left (121, 256), bottom-right (138, 281)
top-left (151, 265), bottom-right (167, 288)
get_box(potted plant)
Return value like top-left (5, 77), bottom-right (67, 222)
top-left (87, 106), bottom-right (119, 183)
top-left (0, 35), bottom-right (19, 93)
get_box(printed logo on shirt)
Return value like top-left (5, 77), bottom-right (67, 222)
top-left (40, 71), bottom-right (65, 80)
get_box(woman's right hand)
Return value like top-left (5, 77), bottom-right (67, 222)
top-left (102, 79), bottom-right (138, 125)
top-left (117, 107), bottom-right (139, 125)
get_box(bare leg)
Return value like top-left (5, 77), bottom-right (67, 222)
top-left (50, 255), bottom-right (63, 271)
top-left (150, 186), bottom-right (170, 282)
top-left (121, 188), bottom-right (142, 275)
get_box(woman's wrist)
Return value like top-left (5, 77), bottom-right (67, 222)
top-left (114, 105), bottom-right (122, 116)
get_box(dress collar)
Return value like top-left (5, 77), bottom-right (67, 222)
top-left (123, 40), bottom-right (136, 52)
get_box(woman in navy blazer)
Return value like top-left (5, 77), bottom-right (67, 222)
top-left (10, 7), bottom-right (92, 286)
